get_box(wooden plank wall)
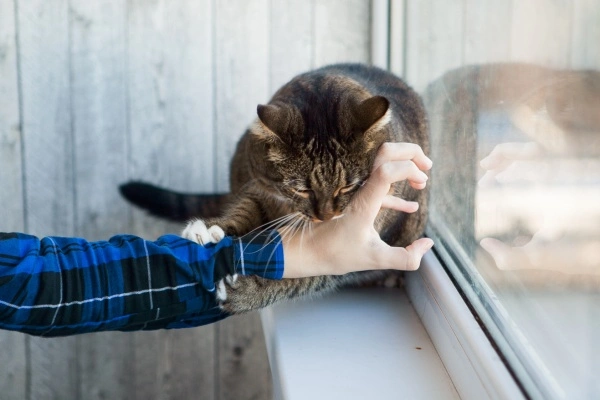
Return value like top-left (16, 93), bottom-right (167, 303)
top-left (0, 1), bottom-right (371, 399)
top-left (0, 3), bottom-right (27, 400)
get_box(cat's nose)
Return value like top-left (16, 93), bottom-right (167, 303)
top-left (319, 211), bottom-right (336, 221)
top-left (314, 198), bottom-right (336, 221)
top-left (314, 208), bottom-right (337, 222)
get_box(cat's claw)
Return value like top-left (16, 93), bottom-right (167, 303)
top-left (216, 274), bottom-right (239, 303)
top-left (182, 219), bottom-right (225, 245)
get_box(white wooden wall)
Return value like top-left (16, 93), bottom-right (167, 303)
top-left (0, 1), bottom-right (371, 399)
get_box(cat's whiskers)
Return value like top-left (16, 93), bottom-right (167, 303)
top-left (240, 211), bottom-right (307, 255)
top-left (271, 213), bottom-right (306, 240)
top-left (236, 213), bottom-right (301, 273)
top-left (298, 217), bottom-right (309, 258)
top-left (233, 212), bottom-right (304, 276)
top-left (241, 212), bottom-right (300, 243)
top-left (276, 213), bottom-right (306, 245)
top-left (260, 213), bottom-right (310, 275)
top-left (279, 213), bottom-right (310, 247)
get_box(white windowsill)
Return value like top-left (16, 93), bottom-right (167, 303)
top-left (261, 252), bottom-right (525, 400)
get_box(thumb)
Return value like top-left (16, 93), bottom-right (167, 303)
top-left (377, 237), bottom-right (434, 271)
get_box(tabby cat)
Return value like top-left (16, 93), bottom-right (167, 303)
top-left (121, 63), bottom-right (429, 314)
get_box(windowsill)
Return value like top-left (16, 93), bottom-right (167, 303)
top-left (261, 252), bottom-right (524, 400)
top-left (260, 287), bottom-right (458, 399)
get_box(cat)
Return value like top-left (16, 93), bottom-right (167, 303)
top-left (121, 63), bottom-right (429, 314)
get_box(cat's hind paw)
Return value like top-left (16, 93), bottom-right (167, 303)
top-left (182, 219), bottom-right (225, 245)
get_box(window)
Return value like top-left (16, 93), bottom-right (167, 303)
top-left (388, 1), bottom-right (600, 398)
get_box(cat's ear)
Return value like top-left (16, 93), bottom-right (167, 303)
top-left (352, 96), bottom-right (390, 133)
top-left (253, 104), bottom-right (289, 142)
top-left (351, 96), bottom-right (390, 150)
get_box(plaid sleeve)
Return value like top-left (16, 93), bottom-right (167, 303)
top-left (0, 231), bottom-right (284, 336)
top-left (233, 230), bottom-right (285, 279)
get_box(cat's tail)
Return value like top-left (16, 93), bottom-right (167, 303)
top-left (119, 181), bottom-right (228, 221)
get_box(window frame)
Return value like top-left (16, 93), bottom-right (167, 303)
top-left (405, 243), bottom-right (526, 399)
top-left (372, 2), bottom-right (572, 398)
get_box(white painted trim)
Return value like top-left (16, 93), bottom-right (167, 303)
top-left (371, 0), bottom-right (389, 69)
top-left (406, 252), bottom-right (525, 400)
top-left (389, 0), bottom-right (405, 78)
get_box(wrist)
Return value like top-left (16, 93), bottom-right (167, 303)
top-left (280, 230), bottom-right (331, 279)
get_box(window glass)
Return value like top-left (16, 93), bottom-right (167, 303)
top-left (395, 2), bottom-right (600, 398)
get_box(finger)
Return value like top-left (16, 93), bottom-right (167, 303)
top-left (479, 150), bottom-right (506, 170)
top-left (477, 170), bottom-right (498, 187)
top-left (480, 152), bottom-right (512, 171)
top-left (373, 142), bottom-right (433, 172)
top-left (374, 160), bottom-right (428, 194)
top-left (403, 238), bottom-right (435, 271)
top-left (479, 142), bottom-right (540, 169)
top-left (480, 238), bottom-right (518, 270)
top-left (377, 238), bottom-right (434, 271)
top-left (493, 164), bottom-right (525, 184)
top-left (409, 180), bottom-right (427, 190)
top-left (352, 160), bottom-right (428, 222)
top-left (381, 195), bottom-right (419, 213)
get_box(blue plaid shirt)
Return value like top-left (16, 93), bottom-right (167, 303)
top-left (0, 231), bottom-right (284, 337)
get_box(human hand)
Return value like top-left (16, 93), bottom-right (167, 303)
top-left (478, 141), bottom-right (600, 275)
top-left (281, 143), bottom-right (434, 278)
top-left (480, 236), bottom-right (600, 276)
top-left (478, 141), bottom-right (542, 187)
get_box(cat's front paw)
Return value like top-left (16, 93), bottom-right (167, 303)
top-left (215, 274), bottom-right (264, 314)
top-left (182, 219), bottom-right (225, 245)
top-left (216, 274), bottom-right (239, 302)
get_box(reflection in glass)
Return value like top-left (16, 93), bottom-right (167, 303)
top-left (426, 64), bottom-right (600, 398)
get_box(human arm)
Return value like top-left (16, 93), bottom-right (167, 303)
top-left (0, 143), bottom-right (433, 335)
top-left (0, 232), bottom-right (282, 336)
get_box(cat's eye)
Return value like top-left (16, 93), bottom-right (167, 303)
top-left (294, 189), bottom-right (313, 198)
top-left (336, 181), bottom-right (363, 196)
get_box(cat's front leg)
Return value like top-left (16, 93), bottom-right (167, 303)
top-left (215, 274), bottom-right (265, 313)
top-left (215, 270), bottom-right (396, 313)
top-left (183, 193), bottom-right (265, 244)
top-left (216, 274), bottom-right (342, 314)
top-left (182, 219), bottom-right (225, 245)
top-left (182, 219), bottom-right (245, 308)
